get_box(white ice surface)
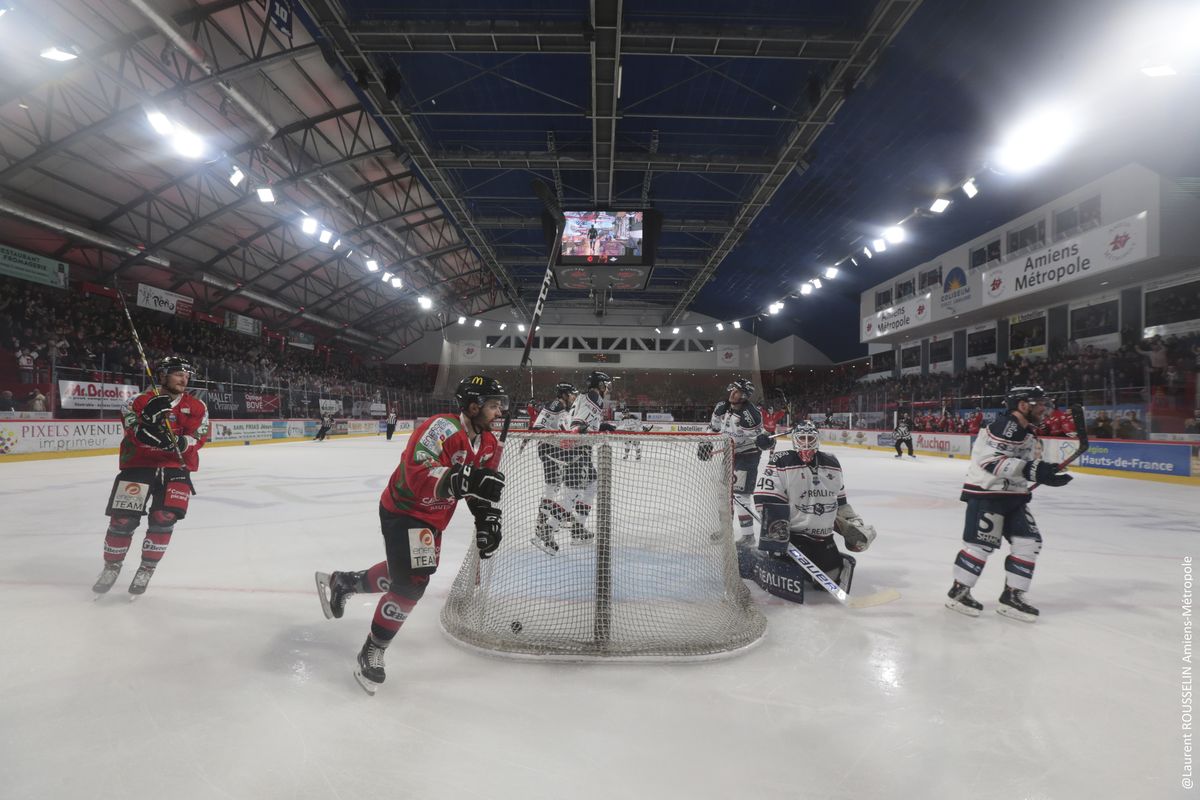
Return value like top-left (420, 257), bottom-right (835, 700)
top-left (0, 436), bottom-right (1195, 800)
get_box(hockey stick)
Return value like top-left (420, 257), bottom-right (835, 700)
top-left (116, 284), bottom-right (193, 484)
top-left (498, 179), bottom-right (565, 449)
top-left (1030, 404), bottom-right (1088, 491)
top-left (732, 496), bottom-right (900, 609)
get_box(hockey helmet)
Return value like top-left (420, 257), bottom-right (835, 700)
top-left (1004, 385), bottom-right (1046, 413)
top-left (791, 420), bottom-right (820, 462)
top-left (455, 375), bottom-right (509, 411)
top-left (554, 382), bottom-right (579, 399)
top-left (157, 356), bottom-right (193, 379)
top-left (727, 378), bottom-right (755, 399)
top-left (586, 371), bottom-right (612, 391)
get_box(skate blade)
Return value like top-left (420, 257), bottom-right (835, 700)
top-left (996, 606), bottom-right (1037, 623)
top-left (530, 536), bottom-right (559, 556)
top-left (847, 588), bottom-right (901, 609)
top-left (354, 670), bottom-right (379, 695)
top-left (314, 572), bottom-right (335, 619)
top-left (945, 599), bottom-right (981, 617)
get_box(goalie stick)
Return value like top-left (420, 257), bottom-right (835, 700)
top-left (732, 496), bottom-right (900, 609)
top-left (1031, 404), bottom-right (1089, 490)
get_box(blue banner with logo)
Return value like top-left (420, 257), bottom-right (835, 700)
top-left (1074, 440), bottom-right (1191, 477)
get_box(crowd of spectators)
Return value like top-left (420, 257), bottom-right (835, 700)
top-left (0, 276), bottom-right (438, 414)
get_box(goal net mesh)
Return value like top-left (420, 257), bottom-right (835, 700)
top-left (440, 431), bottom-right (766, 661)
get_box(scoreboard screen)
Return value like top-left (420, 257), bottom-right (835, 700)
top-left (559, 211), bottom-right (644, 266)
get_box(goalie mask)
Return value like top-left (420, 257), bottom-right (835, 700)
top-left (791, 420), bottom-right (820, 464)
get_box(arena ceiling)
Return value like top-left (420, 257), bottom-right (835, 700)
top-left (0, 0), bottom-right (1196, 361)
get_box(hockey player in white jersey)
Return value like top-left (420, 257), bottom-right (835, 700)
top-left (617, 413), bottom-right (651, 460)
top-left (946, 386), bottom-right (1072, 622)
top-left (753, 421), bottom-right (877, 591)
top-left (699, 378), bottom-right (772, 542)
top-left (532, 372), bottom-right (614, 554)
top-left (531, 382), bottom-right (578, 554)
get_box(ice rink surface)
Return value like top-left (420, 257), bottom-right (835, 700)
top-left (1, 434), bottom-right (1196, 800)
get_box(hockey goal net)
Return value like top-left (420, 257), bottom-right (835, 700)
top-left (440, 431), bottom-right (766, 661)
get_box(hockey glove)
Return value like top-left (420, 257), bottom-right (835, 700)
top-left (835, 515), bottom-right (877, 553)
top-left (696, 442), bottom-right (714, 462)
top-left (758, 517), bottom-right (791, 555)
top-left (140, 393), bottom-right (174, 427)
top-left (447, 463), bottom-right (506, 503)
top-left (755, 432), bottom-right (773, 450)
top-left (599, 422), bottom-right (617, 432)
top-left (473, 506), bottom-right (502, 559)
top-left (134, 421), bottom-right (173, 451)
top-left (1023, 459), bottom-right (1073, 487)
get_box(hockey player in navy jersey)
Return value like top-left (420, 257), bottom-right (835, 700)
top-left (753, 421), bottom-right (877, 591)
top-left (946, 386), bottom-right (1072, 622)
top-left (700, 378), bottom-right (773, 543)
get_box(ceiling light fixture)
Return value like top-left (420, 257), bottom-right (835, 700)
top-left (962, 179), bottom-right (979, 198)
top-left (930, 197), bottom-right (951, 213)
top-left (824, 266), bottom-right (839, 279)
top-left (732, 320), bottom-right (741, 329)
top-left (418, 296), bottom-right (433, 310)
top-left (365, 260), bottom-right (379, 272)
top-left (301, 217), bottom-right (319, 236)
top-left (256, 187), bottom-right (275, 203)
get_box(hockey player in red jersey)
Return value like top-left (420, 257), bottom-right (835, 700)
top-left (92, 356), bottom-right (209, 597)
top-left (761, 405), bottom-right (788, 453)
top-left (314, 375), bottom-right (508, 694)
top-left (1044, 401), bottom-right (1076, 437)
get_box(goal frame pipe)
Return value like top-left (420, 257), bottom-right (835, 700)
top-left (594, 442), bottom-right (613, 647)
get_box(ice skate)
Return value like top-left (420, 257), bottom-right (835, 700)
top-left (894, 453), bottom-right (902, 459)
top-left (354, 636), bottom-right (387, 695)
top-left (531, 522), bottom-right (559, 555)
top-left (315, 571), bottom-right (357, 620)
top-left (127, 563), bottom-right (156, 597)
top-left (997, 586), bottom-right (1039, 622)
top-left (92, 562), bottom-right (122, 595)
top-left (569, 520), bottom-right (594, 545)
top-left (945, 580), bottom-right (982, 617)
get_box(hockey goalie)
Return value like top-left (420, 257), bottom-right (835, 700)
top-left (738, 421), bottom-right (878, 603)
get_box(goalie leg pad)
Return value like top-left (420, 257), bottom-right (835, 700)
top-left (740, 547), bottom-right (806, 604)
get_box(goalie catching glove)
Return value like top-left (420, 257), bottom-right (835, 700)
top-left (471, 504), bottom-right (502, 559)
top-left (834, 503), bottom-right (877, 553)
top-left (1022, 459), bottom-right (1073, 487)
top-left (446, 463), bottom-right (506, 503)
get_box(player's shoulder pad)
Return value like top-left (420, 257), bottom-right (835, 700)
top-left (989, 413), bottom-right (1028, 442)
top-left (816, 450), bottom-right (842, 470)
top-left (547, 399), bottom-right (565, 413)
top-left (767, 450), bottom-right (801, 468)
top-left (742, 403), bottom-right (762, 425)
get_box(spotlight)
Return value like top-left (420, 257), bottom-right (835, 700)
top-left (850, 258), bottom-right (858, 266)
top-left (256, 186), bottom-right (276, 203)
top-left (499, 323), bottom-right (507, 330)
top-left (229, 166), bottom-right (245, 187)
top-left (696, 325), bottom-right (703, 333)
top-left (995, 108), bottom-right (1076, 174)
top-left (391, 277), bottom-right (402, 288)
top-left (473, 319), bottom-right (482, 328)
top-left (768, 303), bottom-right (779, 314)
top-left (929, 197), bottom-right (951, 213)
top-left (319, 229), bottom-right (333, 244)
top-left (716, 323), bottom-right (724, 331)
top-left (862, 246), bottom-right (873, 259)
top-left (654, 327), bottom-right (661, 334)
top-left (883, 226), bottom-right (905, 244)
top-left (381, 271), bottom-right (394, 282)
top-left (170, 128), bottom-right (205, 159)
top-left (872, 239), bottom-right (887, 253)
top-left (800, 284), bottom-right (813, 296)
top-left (418, 295), bottom-right (433, 310)
top-left (366, 260), bottom-right (379, 272)
top-left (824, 266), bottom-right (839, 279)
top-left (671, 327), bottom-right (680, 334)
top-left (732, 320), bottom-right (741, 329)
top-left (962, 179), bottom-right (978, 198)
top-left (812, 278), bottom-right (822, 289)
top-left (518, 324), bottom-right (526, 332)
top-left (301, 217), bottom-right (319, 236)
top-left (332, 239), bottom-right (341, 250)
top-left (145, 110), bottom-right (174, 136)
top-left (457, 316), bottom-right (466, 325)
top-left (40, 46), bottom-right (78, 61)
